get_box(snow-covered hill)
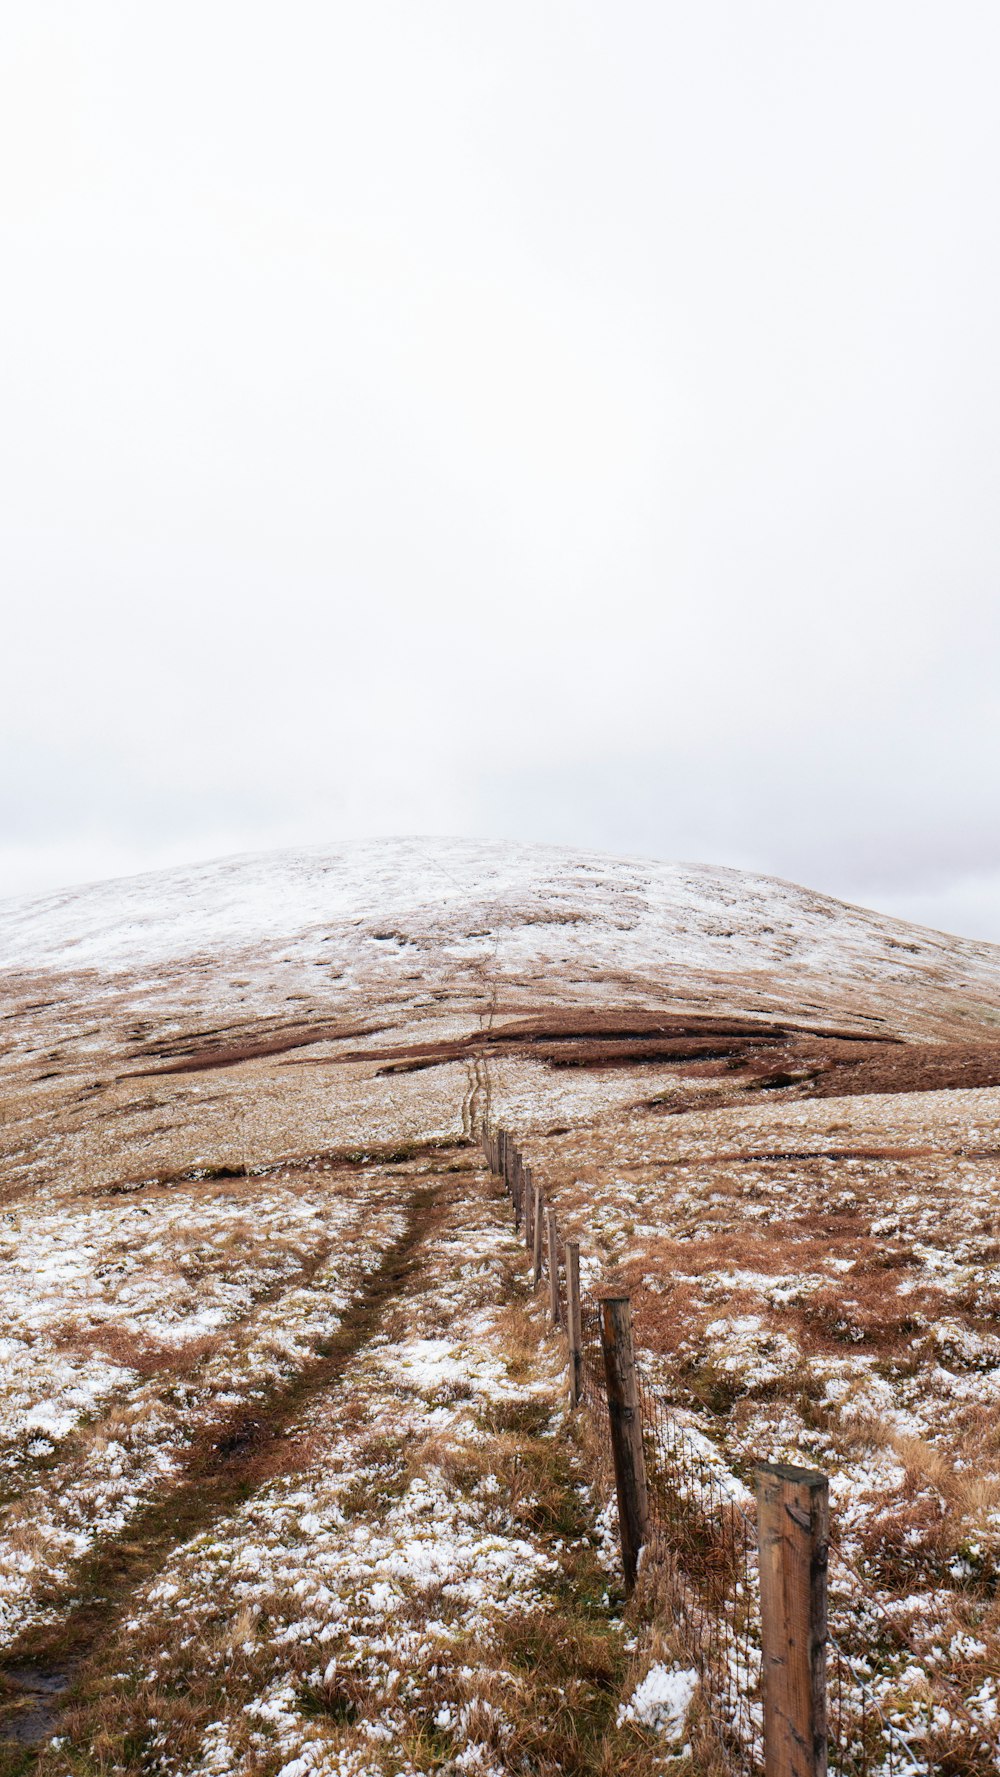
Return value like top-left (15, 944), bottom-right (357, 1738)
top-left (2, 838), bottom-right (1000, 1040)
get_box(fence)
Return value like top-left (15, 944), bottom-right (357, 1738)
top-left (484, 1124), bottom-right (926, 1777)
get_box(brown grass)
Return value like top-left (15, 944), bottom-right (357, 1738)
top-left (6, 1178), bottom-right (682, 1777)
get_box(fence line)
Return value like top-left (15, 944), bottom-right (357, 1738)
top-left (483, 1123), bottom-right (926, 1777)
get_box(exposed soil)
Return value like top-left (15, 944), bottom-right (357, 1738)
top-left (272, 1009), bottom-right (1000, 1108)
top-left (128, 1019), bottom-right (385, 1075)
top-left (124, 1010), bottom-right (896, 1078)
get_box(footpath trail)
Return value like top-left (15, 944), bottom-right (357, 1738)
top-left (0, 1154), bottom-right (669, 1777)
top-left (0, 1163), bottom-right (412, 1672)
top-left (0, 1165), bottom-right (445, 1752)
top-left (0, 1223), bottom-right (356, 1520)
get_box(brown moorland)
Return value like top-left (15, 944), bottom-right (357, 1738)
top-left (3, 839), bottom-right (1000, 1772)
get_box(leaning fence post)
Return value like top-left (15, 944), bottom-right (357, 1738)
top-left (756, 1461), bottom-right (829, 1777)
top-left (532, 1188), bottom-right (544, 1286)
top-left (599, 1295), bottom-right (649, 1593)
top-left (523, 1167), bottom-right (534, 1251)
top-left (566, 1242), bottom-right (582, 1406)
top-left (546, 1210), bottom-right (560, 1326)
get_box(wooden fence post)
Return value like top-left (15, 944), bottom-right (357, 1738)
top-left (756, 1461), bottom-right (829, 1777)
top-left (520, 1166), bottom-right (531, 1249)
top-left (546, 1210), bottom-right (560, 1325)
top-left (532, 1188), bottom-right (544, 1286)
top-left (507, 1137), bottom-right (520, 1230)
top-left (599, 1295), bottom-right (649, 1594)
top-left (566, 1241), bottom-right (582, 1406)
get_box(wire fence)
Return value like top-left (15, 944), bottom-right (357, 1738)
top-left (485, 1124), bottom-right (928, 1777)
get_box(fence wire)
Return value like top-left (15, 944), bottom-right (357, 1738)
top-left (486, 1127), bottom-right (926, 1777)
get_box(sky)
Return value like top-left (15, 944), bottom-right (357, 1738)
top-left (3, 2), bottom-right (999, 940)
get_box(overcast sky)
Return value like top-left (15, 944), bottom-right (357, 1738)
top-left (3, 2), bottom-right (999, 939)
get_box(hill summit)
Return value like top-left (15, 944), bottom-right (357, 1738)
top-left (3, 838), bottom-right (1000, 1047)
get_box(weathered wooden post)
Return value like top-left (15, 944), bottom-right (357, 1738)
top-left (756, 1462), bottom-right (829, 1777)
top-left (546, 1210), bottom-right (560, 1326)
top-left (599, 1295), bottom-right (649, 1594)
top-left (566, 1241), bottom-right (582, 1406)
top-left (532, 1188), bottom-right (544, 1286)
top-left (508, 1137), bottom-right (520, 1230)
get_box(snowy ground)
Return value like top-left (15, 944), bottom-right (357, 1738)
top-left (501, 1076), bottom-right (1000, 1770)
top-left (35, 1170), bottom-right (600, 1777)
top-left (0, 1167), bottom-right (406, 1648)
top-left (11, 1158), bottom-right (704, 1777)
top-left (3, 839), bottom-right (1000, 1772)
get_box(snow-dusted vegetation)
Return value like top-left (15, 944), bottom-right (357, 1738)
top-left (496, 1080), bottom-right (1000, 1767)
top-left (0, 1170), bottom-right (406, 1648)
top-left (3, 839), bottom-right (1000, 1771)
top-left (28, 1167), bottom-right (639, 1777)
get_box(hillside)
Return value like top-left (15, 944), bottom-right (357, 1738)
top-left (5, 839), bottom-right (1000, 1037)
top-left (2, 840), bottom-right (1000, 1773)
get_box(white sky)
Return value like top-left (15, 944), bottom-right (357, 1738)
top-left (3, 2), bottom-right (999, 939)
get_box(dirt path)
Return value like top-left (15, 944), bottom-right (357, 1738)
top-left (0, 1171), bottom-right (446, 1753)
top-left (0, 1227), bottom-right (349, 1517)
top-left (0, 1160), bottom-right (671, 1777)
